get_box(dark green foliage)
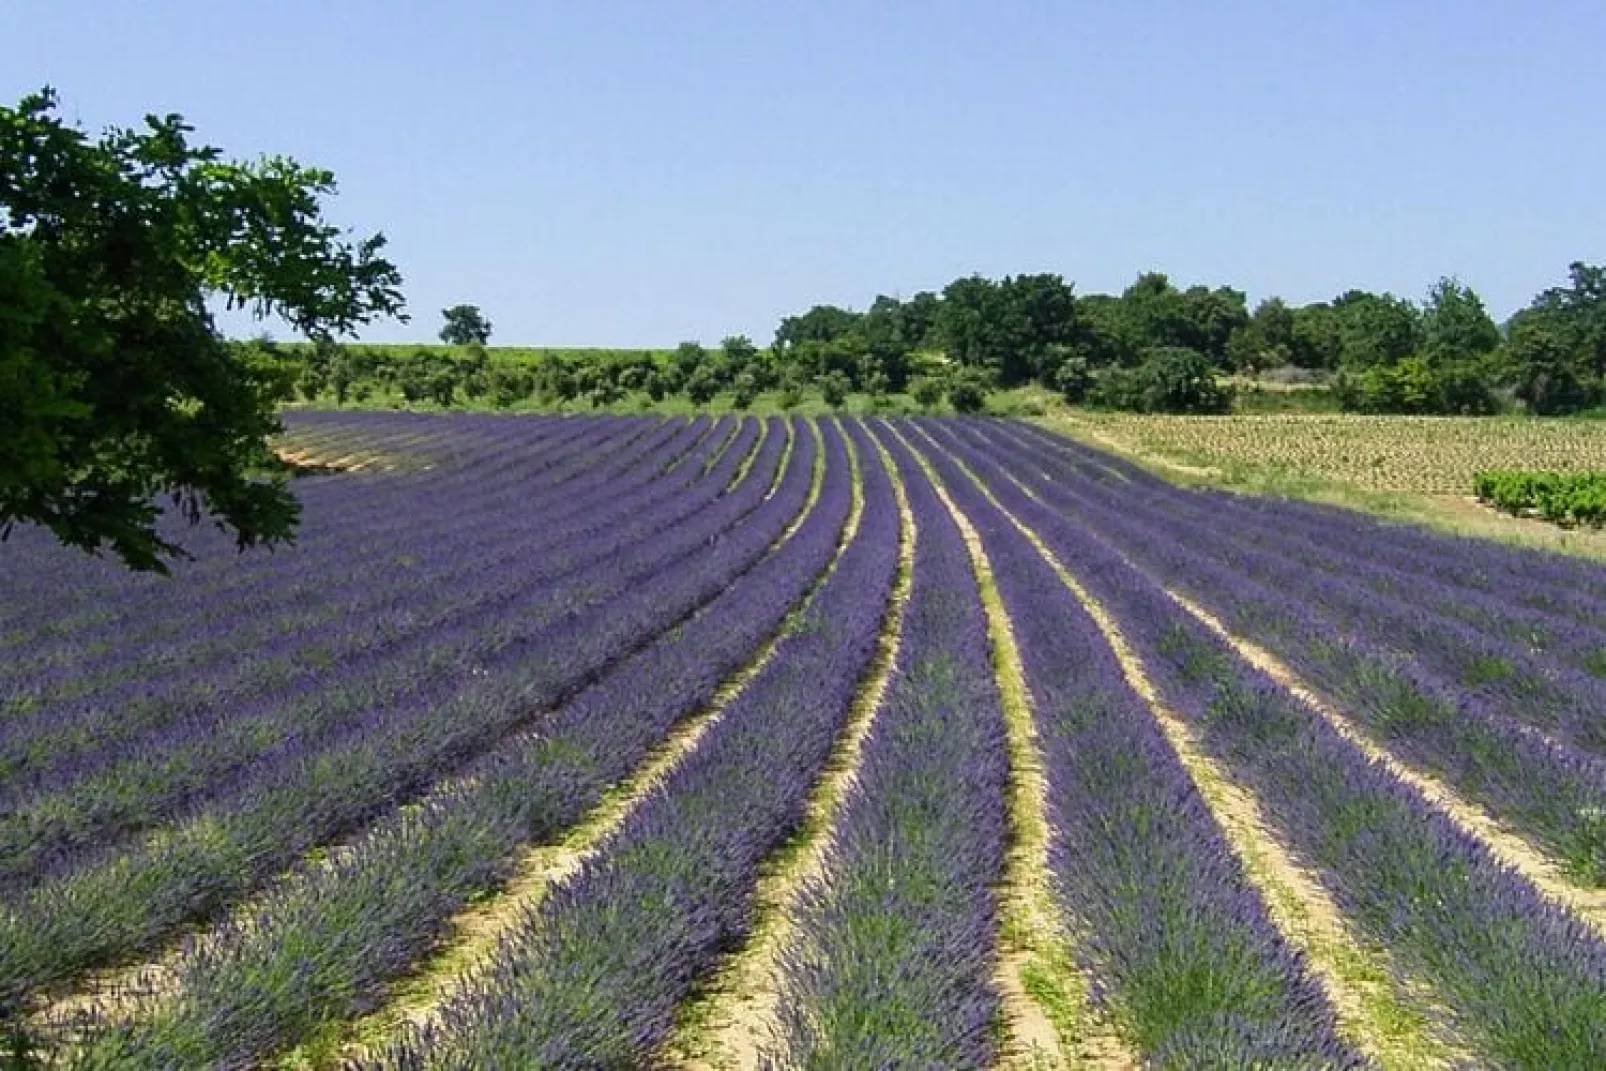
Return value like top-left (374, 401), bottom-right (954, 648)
top-left (459, 344), bottom-right (489, 401)
top-left (589, 378), bottom-right (623, 408)
top-left (1054, 355), bottom-right (1093, 403)
top-left (719, 334), bottom-right (758, 375)
top-left (671, 340), bottom-right (707, 384)
top-left (1322, 280), bottom-right (1502, 414)
top-left (1225, 298), bottom-right (1294, 374)
top-left (936, 273), bottom-right (1082, 386)
top-left (259, 259), bottom-right (1605, 420)
top-left (439, 304), bottom-right (492, 346)
top-left (1113, 274), bottom-right (1248, 366)
top-left (0, 88), bottom-right (404, 572)
top-left (1336, 356), bottom-right (1497, 415)
top-left (1179, 284), bottom-right (1250, 365)
top-left (818, 370), bottom-right (851, 407)
top-left (297, 339), bottom-right (345, 402)
top-left (486, 363), bottom-right (535, 408)
top-left (396, 348), bottom-right (458, 406)
top-left (1422, 278), bottom-right (1500, 363)
top-left (1075, 293), bottom-right (1143, 368)
top-left (684, 364), bottom-right (720, 405)
top-left (1289, 303), bottom-right (1343, 370)
top-left (1475, 471), bottom-right (1606, 528)
top-left (1332, 290), bottom-right (1422, 370)
top-left (533, 352), bottom-right (579, 402)
top-left (229, 338), bottom-right (300, 405)
top-left (774, 304), bottom-right (862, 349)
top-left (909, 375), bottom-right (944, 410)
top-left (945, 368), bottom-right (990, 413)
top-left (1503, 263), bottom-right (1606, 414)
top-left (652, 364), bottom-right (684, 398)
top-left (1093, 347), bottom-right (1231, 414)
top-left (859, 295), bottom-right (916, 391)
top-left (328, 346), bottom-right (359, 406)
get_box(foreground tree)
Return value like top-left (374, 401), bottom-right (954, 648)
top-left (0, 88), bottom-right (405, 571)
top-left (439, 303), bottom-right (492, 345)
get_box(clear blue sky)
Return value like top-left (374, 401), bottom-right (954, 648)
top-left (6, 1), bottom-right (1601, 345)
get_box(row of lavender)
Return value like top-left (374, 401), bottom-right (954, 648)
top-left (2, 411), bottom-right (593, 625)
top-left (1, 416), bottom-right (657, 743)
top-left (1, 417), bottom-right (723, 871)
top-left (1, 417), bottom-right (694, 714)
top-left (767, 428), bottom-right (1009, 1066)
top-left (6, 416), bottom-right (757, 890)
top-left (964, 419), bottom-right (1606, 885)
top-left (11, 409), bottom-right (1606, 1066)
top-left (3, 414), bottom-right (811, 1029)
top-left (72, 424), bottom-right (857, 1065)
top-left (368, 421), bottom-right (904, 1068)
top-left (928, 419), bottom-right (1606, 1066)
top-left (914, 428), bottom-right (1359, 1066)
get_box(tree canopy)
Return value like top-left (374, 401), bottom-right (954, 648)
top-left (440, 303), bottom-right (492, 346)
top-left (1, 88), bottom-right (405, 572)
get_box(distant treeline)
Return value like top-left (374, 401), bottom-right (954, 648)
top-left (245, 261), bottom-right (1606, 415)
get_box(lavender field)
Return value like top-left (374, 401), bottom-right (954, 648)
top-left (5, 411), bottom-right (1606, 1069)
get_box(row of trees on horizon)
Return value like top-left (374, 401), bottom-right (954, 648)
top-left (262, 262), bottom-right (1606, 417)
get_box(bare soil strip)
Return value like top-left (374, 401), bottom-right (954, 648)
top-left (1168, 590), bottom-right (1606, 939)
top-left (728, 414), bottom-right (775, 492)
top-left (916, 428), bottom-right (1461, 1070)
top-left (662, 421), bottom-right (912, 1069)
top-left (274, 447), bottom-right (386, 473)
top-left (892, 424), bottom-right (1134, 1070)
top-left (31, 419), bottom-right (805, 1054)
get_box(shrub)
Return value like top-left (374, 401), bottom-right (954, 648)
top-left (487, 364), bottom-right (535, 408)
top-left (946, 368), bottom-right (990, 413)
top-left (731, 372), bottom-right (758, 410)
top-left (819, 371), bottom-right (851, 408)
top-left (1091, 347), bottom-right (1230, 414)
top-left (533, 354), bottom-right (579, 402)
top-left (910, 376), bottom-right (944, 410)
top-left (1474, 470), bottom-right (1606, 527)
top-left (1054, 356), bottom-right (1094, 403)
top-left (685, 366), bottom-right (720, 405)
top-left (1337, 357), bottom-right (1497, 415)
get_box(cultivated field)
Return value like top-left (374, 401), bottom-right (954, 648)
top-left (1053, 411), bottom-right (1606, 494)
top-left (5, 413), bottom-right (1606, 1067)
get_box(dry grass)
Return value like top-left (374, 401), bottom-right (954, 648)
top-left (1050, 411), bottom-right (1606, 494)
top-left (1038, 411), bottom-right (1606, 560)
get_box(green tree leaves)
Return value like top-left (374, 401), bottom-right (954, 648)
top-left (0, 88), bottom-right (406, 572)
top-left (440, 305), bottom-right (493, 346)
top-left (1502, 263), bottom-right (1606, 415)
